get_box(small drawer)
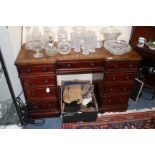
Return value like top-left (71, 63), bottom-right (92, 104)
top-left (24, 86), bottom-right (57, 100)
top-left (104, 72), bottom-right (136, 82)
top-left (57, 60), bottom-right (105, 70)
top-left (27, 100), bottom-right (59, 112)
top-left (105, 61), bottom-right (139, 71)
top-left (21, 76), bottom-right (56, 87)
top-left (103, 83), bottom-right (132, 94)
top-left (103, 94), bottom-right (129, 106)
top-left (17, 64), bottom-right (55, 76)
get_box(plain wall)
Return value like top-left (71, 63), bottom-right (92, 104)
top-left (0, 27), bottom-right (23, 97)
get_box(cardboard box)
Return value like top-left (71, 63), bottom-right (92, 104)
top-left (61, 80), bottom-right (98, 123)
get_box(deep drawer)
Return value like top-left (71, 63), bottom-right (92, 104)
top-left (105, 61), bottom-right (139, 71)
top-left (103, 94), bottom-right (129, 106)
top-left (17, 64), bottom-right (55, 76)
top-left (104, 72), bottom-right (136, 82)
top-left (21, 75), bottom-right (56, 87)
top-left (27, 100), bottom-right (59, 112)
top-left (103, 83), bottom-right (132, 94)
top-left (101, 104), bottom-right (128, 112)
top-left (24, 86), bottom-right (57, 100)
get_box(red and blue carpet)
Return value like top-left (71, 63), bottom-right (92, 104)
top-left (62, 111), bottom-right (155, 129)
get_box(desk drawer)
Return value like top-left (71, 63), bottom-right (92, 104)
top-left (104, 83), bottom-right (132, 94)
top-left (17, 64), bottom-right (55, 76)
top-left (103, 94), bottom-right (129, 106)
top-left (104, 72), bottom-right (136, 82)
top-left (24, 86), bottom-right (57, 100)
top-left (105, 61), bottom-right (139, 71)
top-left (21, 76), bottom-right (56, 87)
top-left (28, 100), bottom-right (59, 112)
top-left (102, 104), bottom-right (128, 112)
top-left (57, 60), bottom-right (105, 69)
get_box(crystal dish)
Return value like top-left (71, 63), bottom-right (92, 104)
top-left (104, 40), bottom-right (131, 55)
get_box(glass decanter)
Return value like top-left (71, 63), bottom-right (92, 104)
top-left (45, 36), bottom-right (58, 57)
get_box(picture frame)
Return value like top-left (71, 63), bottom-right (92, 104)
top-left (129, 78), bottom-right (144, 103)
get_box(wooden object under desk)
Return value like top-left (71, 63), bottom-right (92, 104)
top-left (130, 26), bottom-right (155, 90)
top-left (15, 45), bottom-right (141, 118)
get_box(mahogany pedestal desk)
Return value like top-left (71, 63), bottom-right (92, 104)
top-left (15, 46), bottom-right (141, 118)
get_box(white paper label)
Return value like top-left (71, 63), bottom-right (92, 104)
top-left (46, 87), bottom-right (50, 93)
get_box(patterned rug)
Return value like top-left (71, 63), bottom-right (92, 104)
top-left (62, 111), bottom-right (155, 129)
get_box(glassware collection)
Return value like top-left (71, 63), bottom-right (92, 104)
top-left (25, 26), bottom-right (131, 58)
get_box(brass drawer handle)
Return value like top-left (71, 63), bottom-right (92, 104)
top-left (112, 77), bottom-right (116, 81)
top-left (67, 64), bottom-right (71, 67)
top-left (120, 99), bottom-right (123, 102)
top-left (47, 92), bottom-right (51, 96)
top-left (32, 92), bottom-right (36, 97)
top-left (108, 99), bottom-right (112, 103)
top-left (48, 104), bottom-right (52, 108)
top-left (26, 68), bottom-right (31, 73)
top-left (129, 64), bottom-right (133, 68)
top-left (43, 67), bottom-right (47, 72)
top-left (110, 88), bottom-right (113, 92)
top-left (115, 64), bottom-right (118, 68)
top-left (33, 104), bottom-right (37, 109)
top-left (29, 82), bottom-right (32, 85)
top-left (126, 76), bottom-right (129, 80)
top-left (123, 87), bottom-right (127, 91)
top-left (45, 80), bottom-right (48, 84)
top-left (91, 62), bottom-right (95, 67)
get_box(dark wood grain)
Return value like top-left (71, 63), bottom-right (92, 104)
top-left (27, 100), bottom-right (59, 112)
top-left (103, 83), bottom-right (132, 94)
top-left (21, 75), bottom-right (56, 87)
top-left (104, 72), bottom-right (136, 83)
top-left (15, 44), bottom-right (141, 65)
top-left (15, 44), bottom-right (141, 118)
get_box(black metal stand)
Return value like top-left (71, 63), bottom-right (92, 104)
top-left (0, 49), bottom-right (24, 126)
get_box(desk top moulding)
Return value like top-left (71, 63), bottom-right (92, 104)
top-left (16, 44), bottom-right (141, 66)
